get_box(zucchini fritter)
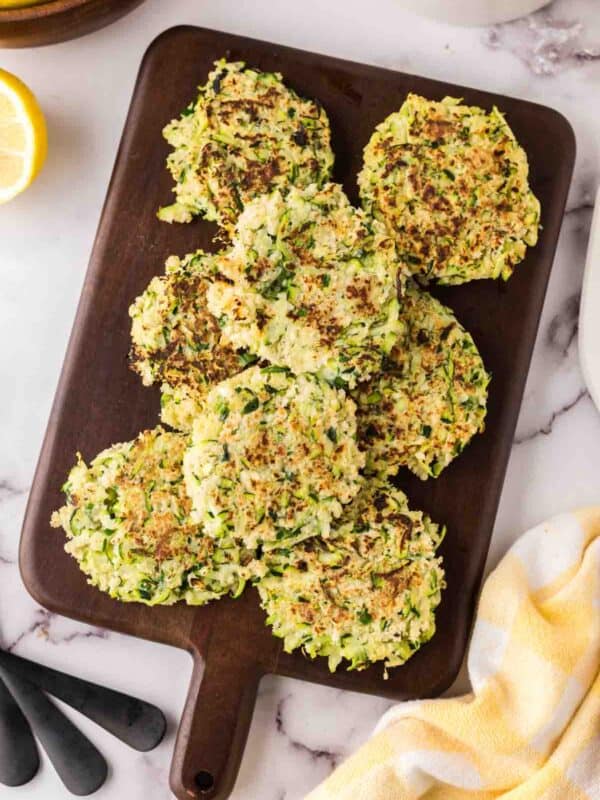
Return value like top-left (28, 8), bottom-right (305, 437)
top-left (129, 250), bottom-right (256, 431)
top-left (183, 365), bottom-right (364, 550)
top-left (207, 183), bottom-right (403, 388)
top-left (50, 429), bottom-right (250, 606)
top-left (354, 283), bottom-right (489, 479)
top-left (256, 480), bottom-right (445, 673)
top-left (358, 94), bottom-right (540, 285)
top-left (158, 59), bottom-right (334, 233)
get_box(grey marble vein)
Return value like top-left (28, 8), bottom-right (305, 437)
top-left (6, 609), bottom-right (108, 653)
top-left (546, 292), bottom-right (580, 357)
top-left (5, 609), bottom-right (54, 652)
top-left (0, 478), bottom-right (28, 503)
top-left (276, 697), bottom-right (340, 769)
top-left (514, 388), bottom-right (588, 444)
top-left (565, 201), bottom-right (595, 218)
top-left (46, 628), bottom-right (109, 647)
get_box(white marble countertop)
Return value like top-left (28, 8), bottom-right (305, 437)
top-left (1, 1), bottom-right (599, 798)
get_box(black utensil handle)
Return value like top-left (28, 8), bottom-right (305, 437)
top-left (0, 677), bottom-right (39, 787)
top-left (0, 667), bottom-right (107, 796)
top-left (0, 649), bottom-right (165, 752)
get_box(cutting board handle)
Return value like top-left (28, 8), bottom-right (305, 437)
top-left (170, 639), bottom-right (261, 800)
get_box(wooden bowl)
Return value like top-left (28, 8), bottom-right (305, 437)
top-left (0, 0), bottom-right (147, 47)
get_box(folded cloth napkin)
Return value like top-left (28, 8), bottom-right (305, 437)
top-left (306, 508), bottom-right (600, 800)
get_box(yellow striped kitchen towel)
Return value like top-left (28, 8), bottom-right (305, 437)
top-left (306, 508), bottom-right (600, 800)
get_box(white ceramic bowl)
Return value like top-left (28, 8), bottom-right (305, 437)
top-left (397, 0), bottom-right (551, 26)
top-left (579, 187), bottom-right (600, 414)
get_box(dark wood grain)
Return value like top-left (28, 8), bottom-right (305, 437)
top-left (19, 26), bottom-right (575, 800)
top-left (0, 0), bottom-right (146, 48)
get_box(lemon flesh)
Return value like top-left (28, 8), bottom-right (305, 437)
top-left (0, 68), bottom-right (47, 204)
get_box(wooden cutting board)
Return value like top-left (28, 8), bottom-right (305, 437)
top-left (19, 25), bottom-right (575, 800)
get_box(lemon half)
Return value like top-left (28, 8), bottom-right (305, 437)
top-left (0, 68), bottom-right (47, 204)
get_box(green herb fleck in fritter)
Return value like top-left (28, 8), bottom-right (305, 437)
top-left (358, 94), bottom-right (540, 285)
top-left (207, 183), bottom-right (404, 388)
top-left (158, 58), bottom-right (334, 233)
top-left (51, 428), bottom-right (251, 605)
top-left (129, 250), bottom-right (257, 431)
top-left (255, 479), bottom-right (445, 673)
top-left (183, 365), bottom-right (365, 550)
top-left (354, 282), bottom-right (489, 479)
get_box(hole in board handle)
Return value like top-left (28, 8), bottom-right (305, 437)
top-left (195, 771), bottom-right (215, 794)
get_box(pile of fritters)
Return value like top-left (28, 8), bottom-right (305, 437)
top-left (52, 59), bottom-right (540, 674)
